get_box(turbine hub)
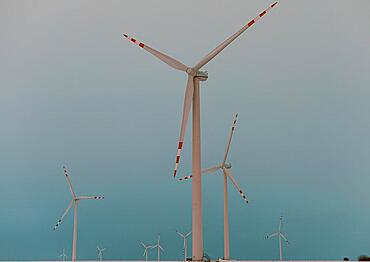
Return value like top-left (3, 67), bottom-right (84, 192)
top-left (224, 162), bottom-right (232, 169)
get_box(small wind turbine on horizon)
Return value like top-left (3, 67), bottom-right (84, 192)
top-left (97, 246), bottom-right (106, 261)
top-left (122, 2), bottom-right (278, 259)
top-left (266, 216), bottom-right (289, 262)
top-left (141, 242), bottom-right (154, 261)
top-left (176, 230), bottom-right (191, 261)
top-left (153, 235), bottom-right (164, 261)
top-left (53, 166), bottom-right (104, 261)
top-left (178, 113), bottom-right (248, 260)
top-left (59, 248), bottom-right (68, 261)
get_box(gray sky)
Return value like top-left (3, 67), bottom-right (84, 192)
top-left (1, 0), bottom-right (370, 260)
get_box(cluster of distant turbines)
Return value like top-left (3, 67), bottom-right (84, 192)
top-left (53, 1), bottom-right (283, 261)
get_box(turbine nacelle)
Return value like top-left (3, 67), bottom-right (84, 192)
top-left (223, 162), bottom-right (232, 169)
top-left (195, 70), bottom-right (208, 81)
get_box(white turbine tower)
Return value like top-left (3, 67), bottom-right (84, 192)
top-left (53, 166), bottom-right (104, 261)
top-left (153, 235), bottom-right (164, 261)
top-left (97, 246), bottom-right (106, 261)
top-left (59, 248), bottom-right (68, 261)
top-left (122, 3), bottom-right (278, 260)
top-left (176, 230), bottom-right (191, 261)
top-left (141, 242), bottom-right (154, 262)
top-left (266, 216), bottom-right (289, 262)
top-left (178, 114), bottom-right (248, 260)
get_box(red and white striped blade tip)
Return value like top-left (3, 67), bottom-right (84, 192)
top-left (123, 33), bottom-right (145, 48)
top-left (179, 175), bottom-right (192, 181)
top-left (173, 141), bottom-right (183, 177)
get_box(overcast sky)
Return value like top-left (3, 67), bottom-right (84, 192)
top-left (1, 0), bottom-right (370, 260)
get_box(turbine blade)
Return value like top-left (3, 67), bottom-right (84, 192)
top-left (176, 231), bottom-right (185, 238)
top-left (193, 2), bottom-right (278, 71)
top-left (173, 75), bottom-right (194, 177)
top-left (185, 231), bottom-right (191, 238)
top-left (77, 196), bottom-right (104, 200)
top-left (123, 34), bottom-right (188, 72)
top-left (53, 200), bottom-right (73, 230)
top-left (280, 233), bottom-right (289, 243)
top-left (266, 232), bottom-right (278, 239)
top-left (141, 242), bottom-right (146, 248)
top-left (159, 245), bottom-right (164, 251)
top-left (178, 165), bottom-right (221, 181)
top-left (63, 166), bottom-right (76, 198)
top-left (223, 167), bottom-right (249, 203)
top-left (222, 113), bottom-right (238, 164)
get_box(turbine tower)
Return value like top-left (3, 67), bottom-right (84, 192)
top-left (97, 246), bottom-right (106, 261)
top-left (153, 235), bottom-right (164, 261)
top-left (141, 242), bottom-right (154, 261)
top-left (266, 216), bottom-right (289, 262)
top-left (178, 114), bottom-right (248, 260)
top-left (59, 248), bottom-right (68, 261)
top-left (53, 166), bottom-right (104, 261)
top-left (122, 3), bottom-right (278, 259)
top-left (176, 230), bottom-right (191, 261)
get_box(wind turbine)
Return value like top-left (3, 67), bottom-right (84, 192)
top-left (59, 248), bottom-right (68, 261)
top-left (122, 3), bottom-right (278, 259)
top-left (153, 235), bottom-right (164, 261)
top-left (97, 246), bottom-right (106, 261)
top-left (176, 230), bottom-right (191, 261)
top-left (266, 216), bottom-right (289, 262)
top-left (141, 242), bottom-right (154, 261)
top-left (53, 166), bottom-right (104, 261)
top-left (178, 114), bottom-right (248, 260)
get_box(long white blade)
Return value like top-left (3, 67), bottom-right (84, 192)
top-left (193, 2), bottom-right (278, 71)
top-left (159, 245), bottom-right (164, 251)
top-left (178, 165), bottom-right (221, 181)
top-left (223, 167), bottom-right (249, 203)
top-left (280, 233), bottom-right (289, 243)
top-left (185, 231), bottom-right (191, 238)
top-left (123, 34), bottom-right (188, 72)
top-left (63, 166), bottom-right (76, 198)
top-left (223, 113), bottom-right (238, 164)
top-left (53, 200), bottom-right (73, 230)
top-left (173, 75), bottom-right (194, 177)
top-left (266, 232), bottom-right (278, 239)
top-left (176, 231), bottom-right (185, 238)
top-left (77, 196), bottom-right (104, 200)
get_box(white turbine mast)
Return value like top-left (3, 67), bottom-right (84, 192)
top-left (176, 230), bottom-right (191, 261)
top-left (178, 114), bottom-right (248, 260)
top-left (266, 216), bottom-right (289, 262)
top-left (59, 248), bottom-right (68, 261)
top-left (141, 242), bottom-right (154, 261)
top-left (153, 235), bottom-right (164, 261)
top-left (97, 246), bottom-right (106, 261)
top-left (122, 2), bottom-right (278, 260)
top-left (53, 166), bottom-right (104, 261)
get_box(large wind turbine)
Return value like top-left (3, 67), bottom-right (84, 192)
top-left (266, 216), bottom-right (289, 262)
top-left (178, 114), bottom-right (248, 260)
top-left (176, 230), bottom-right (191, 261)
top-left (122, 3), bottom-right (278, 259)
top-left (53, 166), bottom-right (104, 261)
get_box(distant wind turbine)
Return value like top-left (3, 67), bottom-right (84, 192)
top-left (153, 235), bottom-right (164, 261)
top-left (53, 166), bottom-right (104, 261)
top-left (97, 246), bottom-right (106, 261)
top-left (178, 114), bottom-right (248, 260)
top-left (266, 216), bottom-right (289, 262)
top-left (59, 248), bottom-right (68, 261)
top-left (176, 230), bottom-right (191, 261)
top-left (141, 242), bottom-right (154, 261)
